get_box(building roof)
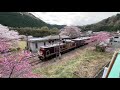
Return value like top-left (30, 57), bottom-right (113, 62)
top-left (28, 37), bottom-right (46, 42)
top-left (28, 35), bottom-right (70, 42)
top-left (45, 35), bottom-right (70, 39)
top-left (64, 39), bottom-right (75, 43)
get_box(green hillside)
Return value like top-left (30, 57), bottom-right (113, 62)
top-left (0, 12), bottom-right (64, 29)
top-left (81, 14), bottom-right (120, 32)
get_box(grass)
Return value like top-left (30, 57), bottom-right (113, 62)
top-left (18, 40), bottom-right (26, 50)
top-left (33, 47), bottom-right (113, 78)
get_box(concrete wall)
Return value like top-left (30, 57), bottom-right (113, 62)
top-left (29, 42), bottom-right (44, 52)
top-left (29, 42), bottom-right (37, 52)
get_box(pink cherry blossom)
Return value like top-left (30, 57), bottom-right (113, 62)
top-left (90, 32), bottom-right (110, 44)
top-left (0, 51), bottom-right (39, 78)
top-left (0, 24), bottom-right (39, 78)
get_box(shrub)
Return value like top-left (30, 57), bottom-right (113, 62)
top-left (95, 44), bottom-right (106, 52)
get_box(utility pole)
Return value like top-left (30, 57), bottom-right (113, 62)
top-left (26, 34), bottom-right (29, 50)
top-left (58, 34), bottom-right (61, 59)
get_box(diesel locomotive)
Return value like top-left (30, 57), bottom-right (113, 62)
top-left (38, 37), bottom-right (93, 61)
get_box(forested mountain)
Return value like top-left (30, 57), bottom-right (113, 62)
top-left (1, 12), bottom-right (120, 34)
top-left (81, 14), bottom-right (120, 32)
top-left (0, 12), bottom-right (65, 29)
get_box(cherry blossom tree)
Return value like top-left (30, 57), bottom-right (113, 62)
top-left (0, 24), bottom-right (39, 78)
top-left (91, 32), bottom-right (111, 43)
top-left (0, 24), bottom-right (20, 53)
top-left (60, 26), bottom-right (81, 38)
top-left (90, 32), bottom-right (111, 52)
top-left (0, 51), bottom-right (39, 78)
top-left (0, 39), bottom-right (10, 53)
top-left (0, 24), bottom-right (19, 39)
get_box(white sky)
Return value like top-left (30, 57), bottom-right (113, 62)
top-left (30, 12), bottom-right (120, 26)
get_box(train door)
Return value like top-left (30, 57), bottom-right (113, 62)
top-left (62, 44), bottom-right (67, 52)
top-left (80, 40), bottom-right (85, 46)
top-left (46, 49), bottom-right (50, 57)
top-left (46, 47), bottom-right (54, 57)
top-left (71, 42), bottom-right (76, 49)
top-left (54, 46), bottom-right (59, 54)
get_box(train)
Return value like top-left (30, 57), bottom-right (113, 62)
top-left (38, 36), bottom-right (94, 61)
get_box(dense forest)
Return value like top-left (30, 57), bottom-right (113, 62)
top-left (0, 12), bottom-right (65, 29)
top-left (81, 14), bottom-right (120, 32)
top-left (10, 26), bottom-right (59, 37)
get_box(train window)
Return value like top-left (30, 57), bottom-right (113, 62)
top-left (46, 50), bottom-right (50, 55)
top-left (48, 40), bottom-right (51, 44)
top-left (35, 42), bottom-right (38, 49)
top-left (114, 37), bottom-right (119, 38)
top-left (110, 38), bottom-right (113, 42)
top-left (52, 40), bottom-right (54, 44)
top-left (114, 41), bottom-right (117, 42)
top-left (44, 42), bottom-right (46, 46)
top-left (63, 41), bottom-right (65, 43)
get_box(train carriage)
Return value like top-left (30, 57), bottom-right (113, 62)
top-left (72, 37), bottom-right (91, 48)
top-left (38, 43), bottom-right (64, 60)
top-left (38, 40), bottom-right (76, 60)
top-left (62, 39), bottom-right (76, 51)
top-left (38, 36), bottom-right (93, 61)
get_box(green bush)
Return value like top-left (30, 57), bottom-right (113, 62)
top-left (9, 47), bottom-right (21, 52)
top-left (16, 47), bottom-right (21, 51)
top-left (9, 48), bottom-right (17, 52)
top-left (95, 44), bottom-right (106, 52)
top-left (11, 26), bottom-right (59, 37)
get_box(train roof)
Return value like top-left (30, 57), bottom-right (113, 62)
top-left (64, 39), bottom-right (74, 42)
top-left (40, 43), bottom-right (65, 48)
top-left (72, 37), bottom-right (91, 41)
top-left (28, 37), bottom-right (46, 42)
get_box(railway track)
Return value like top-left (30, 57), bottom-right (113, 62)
top-left (29, 55), bottom-right (60, 67)
top-left (28, 53), bottom-right (42, 66)
top-left (30, 60), bottom-right (42, 66)
top-left (29, 43), bottom-right (94, 67)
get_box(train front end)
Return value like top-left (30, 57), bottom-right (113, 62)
top-left (38, 47), bottom-right (46, 60)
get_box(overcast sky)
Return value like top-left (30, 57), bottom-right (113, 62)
top-left (30, 12), bottom-right (120, 26)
